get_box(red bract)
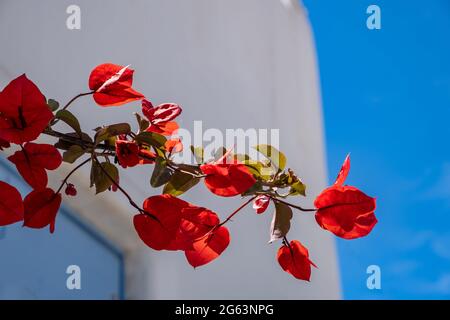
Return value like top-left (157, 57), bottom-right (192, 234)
top-left (0, 181), bottom-right (24, 226)
top-left (165, 138), bottom-right (183, 154)
top-left (0, 138), bottom-right (10, 150)
top-left (115, 139), bottom-right (140, 168)
top-left (277, 240), bottom-right (317, 281)
top-left (23, 188), bottom-right (62, 233)
top-left (334, 154), bottom-right (350, 186)
top-left (185, 225), bottom-right (230, 268)
top-left (8, 143), bottom-right (62, 190)
top-left (89, 63), bottom-right (144, 107)
top-left (133, 195), bottom-right (188, 250)
top-left (0, 74), bottom-right (53, 144)
top-left (115, 139), bottom-right (155, 168)
top-left (253, 195), bottom-right (270, 214)
top-left (142, 99), bottom-right (181, 136)
top-left (314, 186), bottom-right (377, 239)
top-left (166, 206), bottom-right (220, 251)
top-left (65, 183), bottom-right (77, 196)
top-left (200, 163), bottom-right (256, 197)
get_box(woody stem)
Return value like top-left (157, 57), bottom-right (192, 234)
top-left (55, 158), bottom-right (91, 194)
top-left (50, 91), bottom-right (94, 126)
top-left (92, 154), bottom-right (157, 221)
top-left (269, 196), bottom-right (316, 212)
top-left (61, 91), bottom-right (94, 112)
top-left (219, 196), bottom-right (257, 227)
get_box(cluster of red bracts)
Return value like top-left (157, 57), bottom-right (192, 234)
top-left (134, 195), bottom-right (230, 267)
top-left (0, 63), bottom-right (377, 283)
top-left (251, 155), bottom-right (377, 281)
top-left (0, 75), bottom-right (63, 233)
top-left (115, 100), bottom-right (183, 169)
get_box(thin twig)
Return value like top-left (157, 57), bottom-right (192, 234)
top-left (219, 196), bottom-right (257, 227)
top-left (55, 158), bottom-right (91, 194)
top-left (269, 196), bottom-right (316, 212)
top-left (92, 154), bottom-right (158, 221)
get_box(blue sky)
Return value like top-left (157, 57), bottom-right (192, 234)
top-left (302, 0), bottom-right (450, 299)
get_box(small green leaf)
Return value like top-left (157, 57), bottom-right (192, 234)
top-left (243, 160), bottom-right (274, 180)
top-left (254, 144), bottom-right (287, 170)
top-left (269, 201), bottom-right (293, 243)
top-left (150, 158), bottom-right (173, 188)
top-left (135, 131), bottom-right (167, 148)
top-left (163, 171), bottom-right (200, 196)
top-left (134, 113), bottom-right (150, 133)
top-left (290, 180), bottom-right (306, 196)
top-left (93, 162), bottom-right (119, 194)
top-left (94, 123), bottom-right (131, 145)
top-left (241, 180), bottom-right (264, 196)
top-left (55, 132), bottom-right (93, 151)
top-left (190, 145), bottom-right (204, 164)
top-left (47, 99), bottom-right (60, 112)
top-left (62, 145), bottom-right (85, 164)
top-left (55, 110), bottom-right (82, 137)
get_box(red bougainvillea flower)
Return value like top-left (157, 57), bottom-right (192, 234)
top-left (134, 194), bottom-right (223, 257)
top-left (0, 181), bottom-right (24, 226)
top-left (334, 153), bottom-right (350, 186)
top-left (115, 139), bottom-right (140, 168)
top-left (253, 195), bottom-right (270, 214)
top-left (8, 143), bottom-right (62, 190)
top-left (89, 63), bottom-right (144, 107)
top-left (200, 163), bottom-right (256, 197)
top-left (185, 225), bottom-right (230, 268)
top-left (133, 195), bottom-right (189, 251)
top-left (142, 99), bottom-right (181, 136)
top-left (0, 74), bottom-right (53, 144)
top-left (166, 206), bottom-right (220, 251)
top-left (277, 240), bottom-right (317, 281)
top-left (315, 186), bottom-right (377, 239)
top-left (115, 139), bottom-right (155, 168)
top-left (314, 154), bottom-right (377, 239)
top-left (165, 138), bottom-right (183, 154)
top-left (65, 183), bottom-right (77, 197)
top-left (0, 138), bottom-right (10, 150)
top-left (23, 188), bottom-right (62, 233)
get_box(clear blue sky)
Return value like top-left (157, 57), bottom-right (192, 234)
top-left (302, 0), bottom-right (450, 299)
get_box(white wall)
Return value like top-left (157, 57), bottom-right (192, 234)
top-left (0, 0), bottom-right (340, 299)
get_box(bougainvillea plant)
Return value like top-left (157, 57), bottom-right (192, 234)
top-left (0, 63), bottom-right (377, 281)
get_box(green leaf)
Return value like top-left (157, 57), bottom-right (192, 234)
top-left (93, 162), bottom-right (119, 194)
top-left (135, 131), bottom-right (167, 148)
top-left (190, 145), bottom-right (204, 164)
top-left (150, 158), bottom-right (173, 188)
top-left (54, 132), bottom-right (93, 151)
top-left (269, 201), bottom-right (293, 243)
top-left (163, 171), bottom-right (200, 196)
top-left (47, 99), bottom-right (60, 112)
top-left (55, 110), bottom-right (82, 137)
top-left (254, 144), bottom-right (287, 171)
top-left (62, 145), bottom-right (85, 164)
top-left (290, 180), bottom-right (306, 196)
top-left (241, 180), bottom-right (264, 196)
top-left (134, 113), bottom-right (150, 132)
top-left (94, 123), bottom-right (131, 145)
top-left (243, 160), bottom-right (274, 180)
